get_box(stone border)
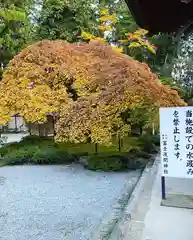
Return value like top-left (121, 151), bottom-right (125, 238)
top-left (110, 154), bottom-right (160, 240)
top-left (91, 170), bottom-right (141, 240)
top-left (91, 154), bottom-right (160, 240)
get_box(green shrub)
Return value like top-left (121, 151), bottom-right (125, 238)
top-left (0, 144), bottom-right (75, 166)
top-left (21, 135), bottom-right (53, 145)
top-left (151, 135), bottom-right (160, 146)
top-left (71, 152), bottom-right (89, 161)
top-left (31, 147), bottom-right (75, 165)
top-left (122, 137), bottom-right (142, 153)
top-left (87, 152), bottom-right (128, 172)
top-left (2, 146), bottom-right (38, 165)
top-left (20, 136), bottom-right (56, 151)
top-left (138, 135), bottom-right (158, 154)
top-left (0, 147), bottom-right (9, 158)
top-left (127, 151), bottom-right (150, 169)
top-left (129, 151), bottom-right (150, 159)
top-left (0, 142), bottom-right (22, 157)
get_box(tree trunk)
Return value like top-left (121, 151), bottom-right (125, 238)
top-left (140, 127), bottom-right (143, 135)
top-left (38, 125), bottom-right (41, 136)
top-left (14, 116), bottom-right (18, 132)
top-left (118, 135), bottom-right (121, 152)
top-left (28, 123), bottom-right (32, 135)
top-left (52, 116), bottom-right (56, 138)
top-left (152, 123), bottom-right (155, 135)
top-left (95, 143), bottom-right (98, 154)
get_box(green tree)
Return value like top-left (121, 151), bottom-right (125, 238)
top-left (36, 0), bottom-right (99, 42)
top-left (0, 1), bottom-right (34, 74)
top-left (0, 0), bottom-right (32, 8)
top-left (103, 0), bottom-right (176, 77)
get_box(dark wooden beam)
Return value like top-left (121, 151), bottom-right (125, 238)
top-left (125, 0), bottom-right (193, 33)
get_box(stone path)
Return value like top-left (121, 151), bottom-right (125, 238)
top-left (0, 164), bottom-right (140, 240)
top-left (141, 164), bottom-right (193, 240)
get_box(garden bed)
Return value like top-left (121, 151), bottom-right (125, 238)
top-left (0, 135), bottom-right (159, 171)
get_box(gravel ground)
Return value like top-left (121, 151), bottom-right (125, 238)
top-left (1, 133), bottom-right (29, 143)
top-left (0, 164), bottom-right (140, 240)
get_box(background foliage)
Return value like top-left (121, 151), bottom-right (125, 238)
top-left (0, 0), bottom-right (186, 146)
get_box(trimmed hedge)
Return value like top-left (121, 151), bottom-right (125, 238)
top-left (21, 135), bottom-right (51, 144)
top-left (86, 150), bottom-right (151, 171)
top-left (0, 135), bottom-right (154, 170)
top-left (21, 135), bottom-right (56, 148)
top-left (31, 147), bottom-right (74, 165)
top-left (2, 146), bottom-right (38, 165)
top-left (87, 153), bottom-right (128, 172)
top-left (151, 135), bottom-right (160, 146)
top-left (0, 142), bottom-right (22, 157)
top-left (138, 135), bottom-right (158, 154)
top-left (0, 144), bottom-right (74, 166)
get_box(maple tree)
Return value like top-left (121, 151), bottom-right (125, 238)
top-left (0, 40), bottom-right (185, 144)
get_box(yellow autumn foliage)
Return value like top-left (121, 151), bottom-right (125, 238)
top-left (99, 14), bottom-right (117, 23)
top-left (81, 31), bottom-right (96, 40)
top-left (99, 25), bottom-right (113, 31)
top-left (100, 8), bottom-right (109, 16)
top-left (111, 45), bottom-right (123, 53)
top-left (127, 29), bottom-right (157, 55)
top-left (128, 42), bottom-right (141, 48)
top-left (0, 40), bottom-right (185, 144)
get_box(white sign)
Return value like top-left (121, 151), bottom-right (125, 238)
top-left (160, 107), bottom-right (193, 179)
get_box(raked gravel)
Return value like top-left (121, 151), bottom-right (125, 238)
top-left (0, 164), bottom-right (140, 240)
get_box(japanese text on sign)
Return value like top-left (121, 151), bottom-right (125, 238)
top-left (173, 110), bottom-right (181, 160)
top-left (160, 107), bottom-right (193, 178)
top-left (185, 110), bottom-right (193, 175)
top-left (161, 134), bottom-right (169, 175)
